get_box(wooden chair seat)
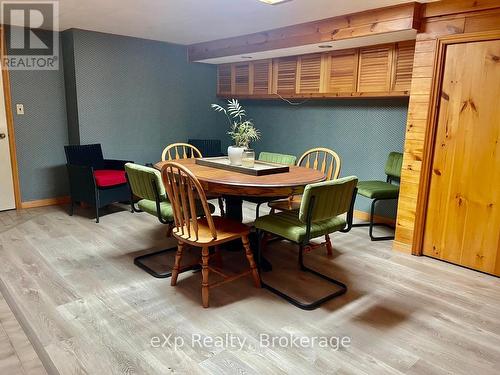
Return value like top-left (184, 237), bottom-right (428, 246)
top-left (268, 195), bottom-right (302, 212)
top-left (162, 161), bottom-right (260, 308)
top-left (173, 216), bottom-right (250, 245)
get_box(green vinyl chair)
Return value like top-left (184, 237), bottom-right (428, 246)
top-left (125, 163), bottom-right (213, 278)
top-left (353, 152), bottom-right (403, 241)
top-left (244, 152), bottom-right (297, 220)
top-left (254, 176), bottom-right (358, 310)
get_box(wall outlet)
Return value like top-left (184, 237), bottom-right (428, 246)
top-left (16, 104), bottom-right (24, 115)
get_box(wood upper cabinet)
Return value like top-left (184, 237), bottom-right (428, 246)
top-left (217, 64), bottom-right (232, 95)
top-left (234, 63), bottom-right (250, 95)
top-left (392, 41), bottom-right (416, 92)
top-left (357, 44), bottom-right (394, 92)
top-left (251, 60), bottom-right (272, 95)
top-left (326, 49), bottom-right (359, 93)
top-left (216, 41), bottom-right (416, 98)
top-left (273, 56), bottom-right (298, 94)
top-left (297, 54), bottom-right (323, 93)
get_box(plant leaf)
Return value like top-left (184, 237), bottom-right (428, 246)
top-left (211, 104), bottom-right (226, 113)
top-left (212, 99), bottom-right (260, 147)
top-left (227, 99), bottom-right (246, 118)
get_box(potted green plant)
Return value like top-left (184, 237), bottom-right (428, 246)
top-left (211, 99), bottom-right (260, 166)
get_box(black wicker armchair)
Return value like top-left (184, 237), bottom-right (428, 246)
top-left (64, 144), bottom-right (133, 223)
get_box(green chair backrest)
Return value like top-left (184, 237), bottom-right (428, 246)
top-left (299, 176), bottom-right (358, 223)
top-left (258, 152), bottom-right (297, 166)
top-left (125, 163), bottom-right (166, 201)
top-left (385, 152), bottom-right (403, 179)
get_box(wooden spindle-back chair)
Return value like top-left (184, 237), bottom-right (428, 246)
top-left (268, 147), bottom-right (342, 256)
top-left (161, 142), bottom-right (225, 216)
top-left (298, 147), bottom-right (341, 181)
top-left (161, 142), bottom-right (202, 161)
top-left (162, 161), bottom-right (260, 308)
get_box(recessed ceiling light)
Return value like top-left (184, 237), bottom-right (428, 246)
top-left (318, 45), bottom-right (333, 49)
top-left (259, 0), bottom-right (293, 5)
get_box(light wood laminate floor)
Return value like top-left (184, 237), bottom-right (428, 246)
top-left (0, 287), bottom-right (47, 374)
top-left (0, 203), bottom-right (499, 375)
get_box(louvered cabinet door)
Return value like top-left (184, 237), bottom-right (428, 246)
top-left (273, 56), bottom-right (298, 95)
top-left (297, 54), bottom-right (322, 93)
top-left (234, 63), bottom-right (250, 95)
top-left (357, 45), bottom-right (394, 92)
top-left (392, 41), bottom-right (415, 92)
top-left (217, 64), bottom-right (233, 96)
top-left (251, 60), bottom-right (272, 95)
top-left (327, 49), bottom-right (359, 93)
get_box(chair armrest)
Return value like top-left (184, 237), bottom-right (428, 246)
top-left (103, 159), bottom-right (133, 170)
top-left (66, 164), bottom-right (97, 203)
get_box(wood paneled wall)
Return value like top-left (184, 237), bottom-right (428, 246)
top-left (394, 0), bottom-right (500, 253)
top-left (217, 41), bottom-right (415, 99)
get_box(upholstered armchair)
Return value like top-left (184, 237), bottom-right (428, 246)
top-left (64, 144), bottom-right (132, 223)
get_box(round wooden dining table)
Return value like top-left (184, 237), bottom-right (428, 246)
top-left (154, 158), bottom-right (326, 221)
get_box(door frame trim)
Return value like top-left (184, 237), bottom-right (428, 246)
top-left (0, 27), bottom-right (21, 209)
top-left (412, 30), bottom-right (500, 256)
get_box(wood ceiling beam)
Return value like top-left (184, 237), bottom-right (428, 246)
top-left (422, 0), bottom-right (500, 18)
top-left (188, 2), bottom-right (422, 62)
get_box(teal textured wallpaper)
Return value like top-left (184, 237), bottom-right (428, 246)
top-left (65, 29), bottom-right (224, 165)
top-left (10, 29), bottom-right (222, 202)
top-left (238, 99), bottom-right (409, 216)
top-left (8, 30), bottom-right (69, 201)
top-left (8, 26), bottom-right (408, 214)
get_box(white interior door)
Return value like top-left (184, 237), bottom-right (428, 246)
top-left (0, 70), bottom-right (16, 211)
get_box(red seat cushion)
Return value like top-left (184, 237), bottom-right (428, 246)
top-left (94, 170), bottom-right (127, 187)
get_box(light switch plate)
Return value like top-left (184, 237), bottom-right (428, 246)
top-left (16, 104), bottom-right (24, 115)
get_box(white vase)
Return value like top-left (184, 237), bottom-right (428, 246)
top-left (227, 146), bottom-right (245, 166)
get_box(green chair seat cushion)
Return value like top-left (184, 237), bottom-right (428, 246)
top-left (138, 199), bottom-right (174, 221)
top-left (254, 210), bottom-right (346, 243)
top-left (138, 199), bottom-right (215, 222)
top-left (258, 152), bottom-right (297, 165)
top-left (357, 180), bottom-right (400, 199)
